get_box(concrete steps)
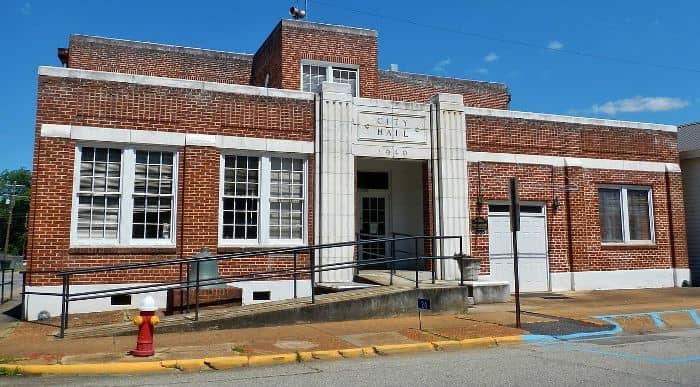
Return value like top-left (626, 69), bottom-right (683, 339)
top-left (59, 283), bottom-right (473, 340)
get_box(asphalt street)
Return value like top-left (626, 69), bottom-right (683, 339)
top-left (8, 328), bottom-right (700, 386)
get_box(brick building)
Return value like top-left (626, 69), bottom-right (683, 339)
top-left (25, 20), bottom-right (689, 319)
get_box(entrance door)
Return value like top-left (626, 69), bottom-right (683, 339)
top-left (487, 204), bottom-right (549, 292)
top-left (358, 193), bottom-right (390, 266)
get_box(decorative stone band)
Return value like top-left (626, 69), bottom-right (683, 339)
top-left (38, 66), bottom-right (315, 101)
top-left (40, 124), bottom-right (314, 154)
top-left (463, 106), bottom-right (677, 132)
top-left (466, 151), bottom-right (680, 173)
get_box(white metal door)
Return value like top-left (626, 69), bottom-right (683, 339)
top-left (487, 204), bottom-right (549, 292)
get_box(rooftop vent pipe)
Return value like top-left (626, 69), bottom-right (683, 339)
top-left (57, 48), bottom-right (69, 67)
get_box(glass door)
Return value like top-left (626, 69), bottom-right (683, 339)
top-left (359, 194), bottom-right (389, 266)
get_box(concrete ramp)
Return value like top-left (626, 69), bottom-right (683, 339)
top-left (60, 284), bottom-right (474, 339)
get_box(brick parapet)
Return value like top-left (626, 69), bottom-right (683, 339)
top-left (68, 35), bottom-right (253, 85)
top-left (467, 116), bottom-right (679, 163)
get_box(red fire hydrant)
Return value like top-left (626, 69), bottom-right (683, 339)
top-left (131, 296), bottom-right (160, 357)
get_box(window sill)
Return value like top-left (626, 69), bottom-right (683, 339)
top-left (600, 243), bottom-right (657, 250)
top-left (69, 246), bottom-right (178, 255)
top-left (217, 244), bottom-right (307, 254)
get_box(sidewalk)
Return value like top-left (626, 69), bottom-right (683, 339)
top-left (0, 287), bottom-right (698, 369)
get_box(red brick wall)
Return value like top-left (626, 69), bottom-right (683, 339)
top-left (378, 71), bottom-right (510, 108)
top-left (36, 76), bottom-right (314, 141)
top-left (251, 25), bottom-right (282, 89)
top-left (468, 162), bottom-right (689, 276)
top-left (467, 116), bottom-right (679, 163)
top-left (278, 23), bottom-right (379, 98)
top-left (27, 75), bottom-right (316, 286)
top-left (68, 36), bottom-right (253, 85)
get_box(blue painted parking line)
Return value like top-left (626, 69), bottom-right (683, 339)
top-left (520, 308), bottom-right (700, 344)
top-left (592, 308), bottom-right (700, 329)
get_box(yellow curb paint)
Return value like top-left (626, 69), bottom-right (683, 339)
top-left (1, 362), bottom-right (170, 375)
top-left (248, 353), bottom-right (298, 367)
top-left (203, 356), bottom-right (249, 370)
top-left (374, 342), bottom-right (435, 355)
top-left (338, 348), bottom-right (364, 358)
top-left (431, 340), bottom-right (466, 351)
top-left (311, 350), bottom-right (342, 360)
top-left (160, 359), bottom-right (206, 372)
top-left (297, 352), bottom-right (314, 362)
top-left (0, 335), bottom-right (528, 376)
top-left (494, 335), bottom-right (524, 345)
top-left (460, 337), bottom-right (497, 348)
top-left (362, 346), bottom-right (378, 356)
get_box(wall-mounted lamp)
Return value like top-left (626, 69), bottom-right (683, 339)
top-left (552, 197), bottom-right (561, 212)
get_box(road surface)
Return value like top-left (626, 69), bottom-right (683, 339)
top-left (8, 328), bottom-right (700, 386)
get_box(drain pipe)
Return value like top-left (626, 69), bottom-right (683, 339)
top-left (664, 169), bottom-right (678, 287)
top-left (315, 94), bottom-right (323, 284)
top-left (564, 168), bottom-right (576, 291)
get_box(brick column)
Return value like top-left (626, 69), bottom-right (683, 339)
top-left (179, 145), bottom-right (220, 257)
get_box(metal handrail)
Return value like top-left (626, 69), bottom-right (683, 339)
top-left (1, 268), bottom-right (14, 304)
top-left (23, 234), bottom-right (465, 338)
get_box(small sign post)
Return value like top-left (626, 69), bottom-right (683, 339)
top-left (417, 298), bottom-right (431, 330)
top-left (509, 177), bottom-right (522, 329)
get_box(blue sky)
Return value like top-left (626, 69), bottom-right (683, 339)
top-left (2, 1), bottom-right (698, 170)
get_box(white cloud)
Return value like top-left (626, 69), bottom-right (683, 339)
top-left (547, 40), bottom-right (564, 50)
top-left (432, 58), bottom-right (451, 73)
top-left (483, 52), bottom-right (499, 62)
top-left (475, 68), bottom-right (488, 75)
top-left (591, 96), bottom-right (689, 115)
top-left (20, 2), bottom-right (31, 15)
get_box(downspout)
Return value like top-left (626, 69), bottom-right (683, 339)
top-left (564, 168), bottom-right (576, 291)
top-left (664, 170), bottom-right (678, 287)
top-left (315, 94), bottom-right (323, 283)
top-left (178, 145), bottom-right (187, 261)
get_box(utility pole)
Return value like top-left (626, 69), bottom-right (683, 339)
top-left (3, 181), bottom-right (21, 260)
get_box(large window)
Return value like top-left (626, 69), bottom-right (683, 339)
top-left (132, 151), bottom-right (175, 240)
top-left (222, 155), bottom-right (259, 241)
top-left (598, 186), bottom-right (654, 244)
top-left (72, 146), bottom-right (177, 246)
top-left (76, 147), bottom-right (121, 240)
top-left (220, 155), bottom-right (306, 245)
top-left (302, 63), bottom-right (358, 96)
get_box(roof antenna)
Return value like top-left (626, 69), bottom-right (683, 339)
top-left (290, 0), bottom-right (307, 19)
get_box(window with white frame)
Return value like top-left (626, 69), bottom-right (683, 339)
top-left (598, 186), bottom-right (654, 244)
top-left (222, 155), bottom-right (259, 241)
top-left (132, 151), bottom-right (175, 240)
top-left (269, 157), bottom-right (304, 240)
top-left (302, 63), bottom-right (358, 96)
top-left (73, 146), bottom-right (177, 246)
top-left (76, 147), bottom-right (122, 240)
top-left (221, 154), bottom-right (306, 245)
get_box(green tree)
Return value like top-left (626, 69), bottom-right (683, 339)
top-left (0, 168), bottom-right (31, 257)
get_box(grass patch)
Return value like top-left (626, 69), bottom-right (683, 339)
top-left (0, 365), bottom-right (21, 377)
top-left (231, 345), bottom-right (246, 353)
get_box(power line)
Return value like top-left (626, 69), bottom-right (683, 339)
top-left (313, 0), bottom-right (700, 74)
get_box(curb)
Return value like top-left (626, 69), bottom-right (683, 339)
top-left (0, 335), bottom-right (526, 376)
